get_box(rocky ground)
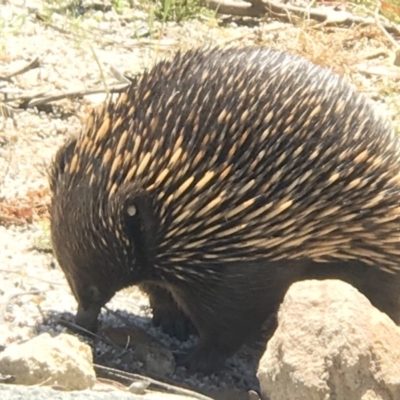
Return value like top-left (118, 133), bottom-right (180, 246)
top-left (1, 0), bottom-right (400, 399)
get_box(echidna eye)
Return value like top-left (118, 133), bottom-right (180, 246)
top-left (126, 205), bottom-right (137, 217)
top-left (123, 200), bottom-right (140, 226)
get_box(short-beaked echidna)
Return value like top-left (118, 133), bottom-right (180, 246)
top-left (49, 47), bottom-right (400, 373)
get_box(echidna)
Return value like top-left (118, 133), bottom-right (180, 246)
top-left (49, 47), bottom-right (400, 373)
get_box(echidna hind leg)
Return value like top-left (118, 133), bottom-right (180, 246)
top-left (175, 312), bottom-right (267, 373)
top-left (169, 261), bottom-right (299, 373)
top-left (139, 283), bottom-right (197, 341)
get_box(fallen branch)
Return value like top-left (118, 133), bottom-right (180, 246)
top-left (1, 55), bottom-right (134, 111)
top-left (94, 364), bottom-right (214, 400)
top-left (202, 0), bottom-right (400, 37)
top-left (0, 58), bottom-right (40, 83)
top-left (5, 83), bottom-right (130, 109)
top-left (205, 0), bottom-right (265, 17)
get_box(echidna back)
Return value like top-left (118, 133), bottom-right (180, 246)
top-left (51, 47), bottom-right (400, 281)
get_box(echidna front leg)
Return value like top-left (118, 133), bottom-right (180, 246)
top-left (139, 283), bottom-right (196, 341)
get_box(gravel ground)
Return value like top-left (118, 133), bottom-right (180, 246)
top-left (1, 0), bottom-right (400, 396)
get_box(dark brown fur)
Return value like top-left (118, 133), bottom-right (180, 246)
top-left (49, 47), bottom-right (400, 373)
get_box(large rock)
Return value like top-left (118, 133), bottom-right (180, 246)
top-left (0, 333), bottom-right (96, 390)
top-left (257, 279), bottom-right (400, 400)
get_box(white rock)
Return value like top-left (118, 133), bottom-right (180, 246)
top-left (257, 279), bottom-right (400, 400)
top-left (0, 332), bottom-right (96, 390)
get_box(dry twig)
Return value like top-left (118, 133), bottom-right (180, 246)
top-left (0, 58), bottom-right (40, 83)
top-left (13, 83), bottom-right (130, 109)
top-left (0, 55), bottom-right (131, 110)
top-left (94, 364), bottom-right (214, 400)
